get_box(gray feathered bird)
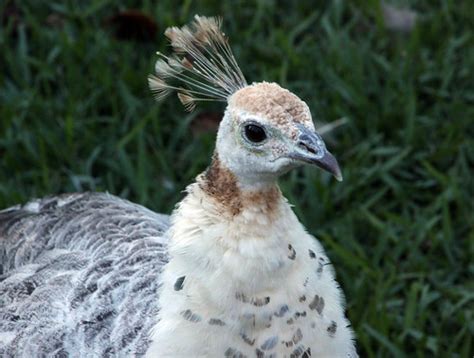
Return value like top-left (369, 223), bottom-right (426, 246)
top-left (0, 16), bottom-right (357, 357)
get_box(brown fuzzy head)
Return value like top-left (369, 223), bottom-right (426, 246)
top-left (229, 82), bottom-right (314, 140)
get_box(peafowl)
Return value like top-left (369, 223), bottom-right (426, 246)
top-left (0, 15), bottom-right (357, 358)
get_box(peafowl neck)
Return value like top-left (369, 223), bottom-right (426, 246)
top-left (197, 153), bottom-right (282, 219)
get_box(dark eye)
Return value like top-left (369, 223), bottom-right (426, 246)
top-left (244, 124), bottom-right (267, 143)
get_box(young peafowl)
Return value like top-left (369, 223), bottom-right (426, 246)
top-left (0, 15), bottom-right (357, 357)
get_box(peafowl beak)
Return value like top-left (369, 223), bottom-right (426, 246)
top-left (289, 124), bottom-right (343, 181)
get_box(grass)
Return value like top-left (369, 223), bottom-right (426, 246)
top-left (1, 1), bottom-right (473, 356)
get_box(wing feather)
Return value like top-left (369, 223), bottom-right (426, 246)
top-left (0, 192), bottom-right (169, 357)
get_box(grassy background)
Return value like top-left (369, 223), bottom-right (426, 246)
top-left (1, 1), bottom-right (473, 356)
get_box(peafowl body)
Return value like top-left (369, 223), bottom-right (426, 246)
top-left (0, 16), bottom-right (357, 358)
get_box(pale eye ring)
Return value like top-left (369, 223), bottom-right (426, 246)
top-left (242, 122), bottom-right (267, 144)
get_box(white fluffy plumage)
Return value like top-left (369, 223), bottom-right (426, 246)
top-left (148, 179), bottom-right (357, 357)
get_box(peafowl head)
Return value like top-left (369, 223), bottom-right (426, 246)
top-left (149, 15), bottom-right (342, 188)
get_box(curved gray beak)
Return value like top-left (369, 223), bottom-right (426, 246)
top-left (289, 124), bottom-right (343, 181)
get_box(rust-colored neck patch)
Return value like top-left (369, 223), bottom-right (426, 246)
top-left (198, 154), bottom-right (282, 218)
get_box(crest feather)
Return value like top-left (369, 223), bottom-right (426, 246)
top-left (149, 15), bottom-right (247, 111)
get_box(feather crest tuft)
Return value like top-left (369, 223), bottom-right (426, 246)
top-left (177, 91), bottom-right (196, 112)
top-left (149, 15), bottom-right (247, 111)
